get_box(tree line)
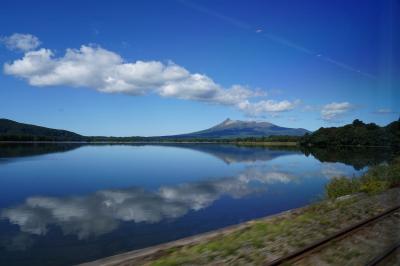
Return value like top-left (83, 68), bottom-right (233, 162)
top-left (299, 119), bottom-right (400, 147)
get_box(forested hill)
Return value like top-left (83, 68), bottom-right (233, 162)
top-left (300, 119), bottom-right (400, 147)
top-left (0, 119), bottom-right (85, 141)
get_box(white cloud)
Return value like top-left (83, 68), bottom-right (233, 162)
top-left (321, 102), bottom-right (353, 121)
top-left (3, 42), bottom-right (299, 116)
top-left (321, 163), bottom-right (358, 179)
top-left (1, 33), bottom-right (41, 52)
top-left (238, 99), bottom-right (300, 116)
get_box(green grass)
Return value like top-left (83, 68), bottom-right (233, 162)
top-left (325, 177), bottom-right (361, 199)
top-left (149, 209), bottom-right (337, 265)
top-left (343, 249), bottom-right (362, 260)
top-left (148, 158), bottom-right (400, 265)
top-left (325, 157), bottom-right (400, 199)
top-left (148, 192), bottom-right (389, 265)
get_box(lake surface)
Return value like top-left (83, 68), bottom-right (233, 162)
top-left (0, 143), bottom-right (395, 265)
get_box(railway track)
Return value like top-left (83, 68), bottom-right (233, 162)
top-left (265, 205), bottom-right (400, 266)
top-left (365, 241), bottom-right (400, 266)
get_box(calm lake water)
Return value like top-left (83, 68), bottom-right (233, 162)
top-left (0, 143), bottom-right (395, 265)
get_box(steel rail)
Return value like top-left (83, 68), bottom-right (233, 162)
top-left (365, 241), bottom-right (400, 266)
top-left (265, 205), bottom-right (400, 265)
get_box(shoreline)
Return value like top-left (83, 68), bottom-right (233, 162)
top-left (0, 141), bottom-right (299, 146)
top-left (78, 205), bottom-right (308, 266)
top-left (0, 141), bottom-right (396, 148)
top-left (78, 188), bottom-right (400, 266)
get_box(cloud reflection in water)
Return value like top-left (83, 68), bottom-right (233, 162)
top-left (1, 168), bottom-right (294, 239)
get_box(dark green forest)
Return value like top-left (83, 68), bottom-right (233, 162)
top-left (0, 118), bottom-right (84, 141)
top-left (300, 119), bottom-right (400, 147)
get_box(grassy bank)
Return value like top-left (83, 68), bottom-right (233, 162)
top-left (326, 157), bottom-right (400, 198)
top-left (140, 190), bottom-right (399, 266)
top-left (99, 157), bottom-right (400, 266)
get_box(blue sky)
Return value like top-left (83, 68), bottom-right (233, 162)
top-left (0, 0), bottom-right (399, 136)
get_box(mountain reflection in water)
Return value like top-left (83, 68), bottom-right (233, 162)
top-left (0, 143), bottom-right (396, 266)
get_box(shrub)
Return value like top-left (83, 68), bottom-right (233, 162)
top-left (325, 177), bottom-right (361, 199)
top-left (387, 158), bottom-right (400, 186)
top-left (325, 157), bottom-right (400, 198)
top-left (359, 179), bottom-right (390, 194)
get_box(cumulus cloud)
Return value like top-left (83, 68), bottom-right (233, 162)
top-left (238, 99), bottom-right (300, 116)
top-left (3, 40), bottom-right (298, 116)
top-left (1, 168), bottom-right (294, 239)
top-left (1, 33), bottom-right (41, 52)
top-left (321, 102), bottom-right (354, 121)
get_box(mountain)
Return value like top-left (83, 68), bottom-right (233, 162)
top-left (0, 118), bottom-right (310, 141)
top-left (162, 118), bottom-right (310, 139)
top-left (0, 119), bottom-right (84, 141)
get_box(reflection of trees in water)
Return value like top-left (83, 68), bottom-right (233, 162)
top-left (1, 143), bottom-right (396, 170)
top-left (0, 143), bottom-right (301, 164)
top-left (0, 143), bottom-right (83, 158)
top-left (302, 147), bottom-right (399, 170)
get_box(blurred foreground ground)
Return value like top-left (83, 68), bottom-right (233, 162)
top-left (81, 188), bottom-right (400, 266)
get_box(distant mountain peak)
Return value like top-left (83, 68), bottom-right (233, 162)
top-left (217, 118), bottom-right (273, 128)
top-left (165, 118), bottom-right (310, 139)
top-left (221, 118), bottom-right (239, 126)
